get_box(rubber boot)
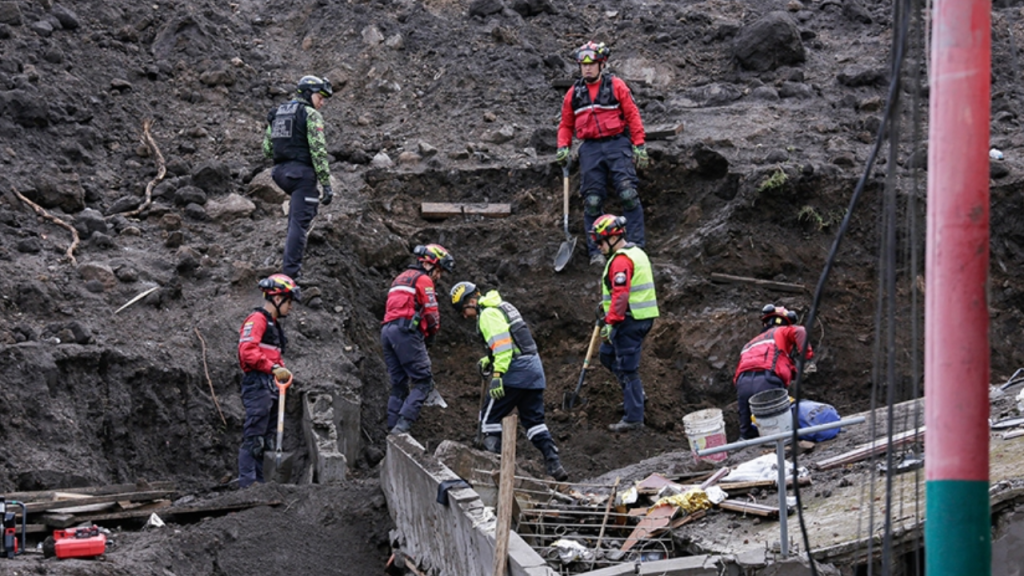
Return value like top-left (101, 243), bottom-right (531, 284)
top-left (482, 434), bottom-right (501, 454)
top-left (538, 440), bottom-right (568, 481)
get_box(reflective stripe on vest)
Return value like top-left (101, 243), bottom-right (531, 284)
top-left (601, 245), bottom-right (659, 319)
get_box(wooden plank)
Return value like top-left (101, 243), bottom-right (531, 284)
top-left (718, 499), bottom-right (779, 518)
top-left (24, 490), bottom-right (177, 514)
top-left (420, 202), bottom-right (511, 219)
top-left (3, 481), bottom-right (176, 503)
top-left (493, 413), bottom-right (518, 576)
top-left (718, 475), bottom-right (812, 493)
top-left (669, 509), bottom-right (706, 529)
top-left (646, 123), bottom-right (685, 141)
top-left (42, 500), bottom-right (280, 525)
top-left (814, 427), bottom-right (924, 470)
top-left (621, 505), bottom-right (677, 552)
top-left (39, 501), bottom-right (171, 529)
top-left (710, 273), bottom-right (806, 293)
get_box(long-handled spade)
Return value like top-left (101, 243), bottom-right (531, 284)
top-left (553, 160), bottom-right (577, 272)
top-left (274, 374), bottom-right (293, 471)
top-left (562, 321), bottom-right (602, 411)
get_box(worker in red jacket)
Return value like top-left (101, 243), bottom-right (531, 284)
top-left (733, 304), bottom-right (815, 439)
top-left (381, 244), bottom-right (455, 435)
top-left (237, 274), bottom-right (298, 488)
top-left (556, 41), bottom-right (649, 267)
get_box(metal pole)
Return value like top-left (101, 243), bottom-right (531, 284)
top-left (777, 438), bottom-right (788, 558)
top-left (926, 0), bottom-right (991, 573)
top-left (696, 416), bottom-right (865, 456)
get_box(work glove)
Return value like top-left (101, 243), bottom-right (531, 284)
top-left (600, 324), bottom-right (614, 344)
top-left (488, 376), bottom-right (505, 400)
top-left (320, 185), bottom-right (334, 206)
top-left (555, 147), bottom-right (570, 166)
top-left (271, 365), bottom-right (292, 382)
top-left (595, 303), bottom-right (606, 326)
top-left (632, 144), bottom-right (650, 170)
top-left (425, 333), bottom-right (436, 348)
top-left (478, 356), bottom-right (493, 377)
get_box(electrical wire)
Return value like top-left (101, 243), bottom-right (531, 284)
top-left (788, 1), bottom-right (914, 572)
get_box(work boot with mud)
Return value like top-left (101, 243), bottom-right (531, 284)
top-left (389, 416), bottom-right (413, 435)
top-left (607, 419), bottom-right (643, 433)
top-left (545, 456), bottom-right (568, 482)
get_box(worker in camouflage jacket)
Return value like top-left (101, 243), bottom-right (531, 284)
top-left (263, 75), bottom-right (335, 283)
top-left (450, 281), bottom-right (568, 482)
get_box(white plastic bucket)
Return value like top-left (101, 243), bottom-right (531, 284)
top-left (750, 388), bottom-right (794, 437)
top-left (683, 408), bottom-right (728, 462)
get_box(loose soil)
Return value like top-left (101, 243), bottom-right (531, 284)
top-left (1, 0), bottom-right (1022, 573)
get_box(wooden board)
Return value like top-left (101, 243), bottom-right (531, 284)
top-left (40, 501), bottom-right (171, 528)
top-left (710, 273), bottom-right (806, 293)
top-left (24, 490), bottom-right (177, 514)
top-left (718, 499), bottom-right (780, 518)
top-left (646, 123), bottom-right (685, 141)
top-left (813, 427), bottom-right (924, 470)
top-left (621, 505), bottom-right (677, 552)
top-left (3, 481), bottom-right (176, 503)
top-left (421, 202), bottom-right (511, 219)
top-left (40, 500), bottom-right (280, 525)
top-left (493, 414), bottom-right (518, 576)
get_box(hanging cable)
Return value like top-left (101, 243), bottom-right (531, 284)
top-left (788, 1), bottom-right (914, 572)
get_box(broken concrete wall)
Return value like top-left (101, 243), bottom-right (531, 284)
top-left (381, 434), bottom-right (556, 576)
top-left (993, 507), bottom-right (1024, 576)
top-left (301, 391), bottom-right (348, 483)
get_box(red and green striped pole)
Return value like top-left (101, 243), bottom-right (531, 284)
top-left (925, 0), bottom-right (991, 573)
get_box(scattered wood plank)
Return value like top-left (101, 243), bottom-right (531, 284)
top-left (41, 500), bottom-right (280, 526)
top-left (1002, 429), bottom-right (1024, 441)
top-left (421, 202), bottom-right (512, 219)
top-left (493, 414), bottom-right (518, 576)
top-left (814, 427), bottom-right (925, 470)
top-left (710, 273), bottom-right (806, 293)
top-left (668, 509), bottom-right (706, 529)
top-left (645, 123), bottom-right (685, 141)
top-left (40, 501), bottom-right (171, 529)
top-left (717, 476), bottom-right (812, 494)
top-left (718, 499), bottom-right (780, 518)
top-left (3, 481), bottom-right (176, 503)
top-left (24, 490), bottom-right (177, 514)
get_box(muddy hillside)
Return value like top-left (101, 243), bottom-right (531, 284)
top-left (0, 0), bottom-right (1022, 572)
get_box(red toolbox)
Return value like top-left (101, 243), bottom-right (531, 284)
top-left (53, 525), bottom-right (106, 559)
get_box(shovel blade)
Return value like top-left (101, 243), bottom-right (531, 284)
top-left (561, 390), bottom-right (589, 411)
top-left (554, 237), bottom-right (577, 272)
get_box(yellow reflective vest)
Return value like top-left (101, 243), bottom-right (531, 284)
top-left (601, 245), bottom-right (659, 319)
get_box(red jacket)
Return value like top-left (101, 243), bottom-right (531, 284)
top-left (603, 253), bottom-right (634, 325)
top-left (238, 308), bottom-right (285, 373)
top-left (733, 325), bottom-right (813, 387)
top-left (382, 267), bottom-right (440, 337)
top-left (557, 74), bottom-right (645, 148)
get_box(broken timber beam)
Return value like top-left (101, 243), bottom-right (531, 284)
top-left (645, 123), bottom-right (685, 141)
top-left (40, 500), bottom-right (280, 526)
top-left (24, 490), bottom-right (177, 514)
top-left (420, 202), bottom-right (511, 219)
top-left (3, 481), bottom-right (176, 502)
top-left (814, 426), bottom-right (925, 470)
top-left (710, 273), bottom-right (806, 293)
top-left (718, 499), bottom-right (780, 518)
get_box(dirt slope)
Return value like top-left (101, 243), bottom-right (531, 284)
top-left (1, 0), bottom-right (1023, 572)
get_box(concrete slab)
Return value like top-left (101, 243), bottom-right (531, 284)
top-left (301, 391), bottom-right (347, 483)
top-left (638, 554), bottom-right (719, 575)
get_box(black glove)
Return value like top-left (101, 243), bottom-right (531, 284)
top-left (595, 303), bottom-right (606, 326)
top-left (425, 333), bottom-right (436, 347)
top-left (321, 185), bottom-right (334, 206)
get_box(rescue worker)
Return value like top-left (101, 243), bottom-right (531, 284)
top-left (591, 214), bottom-right (659, 432)
top-left (381, 244), bottom-right (455, 435)
top-left (450, 281), bottom-right (569, 482)
top-left (263, 75), bottom-right (335, 283)
top-left (236, 274), bottom-right (298, 488)
top-left (733, 304), bottom-right (815, 440)
top-left (556, 41), bottom-right (649, 267)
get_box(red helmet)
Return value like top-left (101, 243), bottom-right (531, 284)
top-left (589, 214), bottom-right (626, 243)
top-left (414, 244), bottom-right (455, 273)
top-left (259, 274), bottom-right (298, 300)
top-left (761, 304), bottom-right (797, 326)
top-left (575, 41), bottom-right (610, 64)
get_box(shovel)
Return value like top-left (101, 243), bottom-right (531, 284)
top-left (562, 322), bottom-right (602, 411)
top-left (274, 374), bottom-right (293, 469)
top-left (553, 162), bottom-right (577, 272)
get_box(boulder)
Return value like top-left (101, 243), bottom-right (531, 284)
top-left (2, 89), bottom-right (50, 127)
top-left (0, 1), bottom-right (21, 25)
top-left (51, 4), bottom-right (79, 29)
top-left (247, 169), bottom-right (287, 205)
top-left (469, 0), bottom-right (504, 17)
top-left (205, 193), bottom-right (255, 222)
top-left (78, 262), bottom-right (117, 290)
top-left (733, 12), bottom-right (806, 72)
top-left (190, 161), bottom-right (232, 195)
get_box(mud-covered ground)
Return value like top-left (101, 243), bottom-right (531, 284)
top-left (1, 0), bottom-right (1023, 573)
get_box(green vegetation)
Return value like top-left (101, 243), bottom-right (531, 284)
top-left (757, 167), bottom-right (788, 192)
top-left (798, 205), bottom-right (847, 231)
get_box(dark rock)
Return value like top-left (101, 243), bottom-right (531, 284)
top-left (51, 4), bottom-right (79, 29)
top-left (778, 81), bottom-right (813, 99)
top-left (23, 178), bottom-right (83, 213)
top-left (2, 89), bottom-right (51, 127)
top-left (16, 237), bottom-right (41, 253)
top-left (84, 279), bottom-right (105, 293)
top-left (199, 67), bottom-right (235, 87)
top-left (0, 1), bottom-right (21, 26)
top-left (16, 281), bottom-right (52, 314)
top-left (73, 208), bottom-right (108, 237)
top-left (750, 86), bottom-right (780, 101)
top-left (843, 0), bottom-right (872, 24)
top-left (30, 19), bottom-right (53, 37)
top-left (89, 232), bottom-right (115, 249)
top-left (765, 149), bottom-right (789, 163)
top-left (991, 161), bottom-right (1010, 179)
top-left (837, 65), bottom-right (887, 87)
top-left (166, 159), bottom-right (191, 176)
top-left (165, 230), bottom-right (185, 248)
top-left (689, 83), bottom-right (742, 107)
top-left (831, 153), bottom-right (856, 167)
top-left (904, 147), bottom-right (927, 169)
top-left (114, 265), bottom-right (139, 282)
top-left (175, 247), bottom-right (199, 276)
top-left (468, 0), bottom-right (503, 18)
top-left (528, 126), bottom-right (558, 153)
top-left (105, 195), bottom-right (142, 215)
top-left (510, 0), bottom-right (554, 17)
top-left (152, 179), bottom-right (178, 199)
top-left (66, 321), bottom-right (92, 344)
top-left (160, 212), bottom-right (183, 231)
top-left (0, 23), bottom-right (10, 38)
top-left (733, 12), bottom-right (806, 72)
top-left (184, 202), bottom-right (208, 221)
top-left (190, 161), bottom-right (232, 195)
top-left (174, 186), bottom-right (207, 206)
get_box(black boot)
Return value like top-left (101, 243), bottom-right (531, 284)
top-left (482, 434), bottom-right (501, 454)
top-left (537, 439), bottom-right (568, 481)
